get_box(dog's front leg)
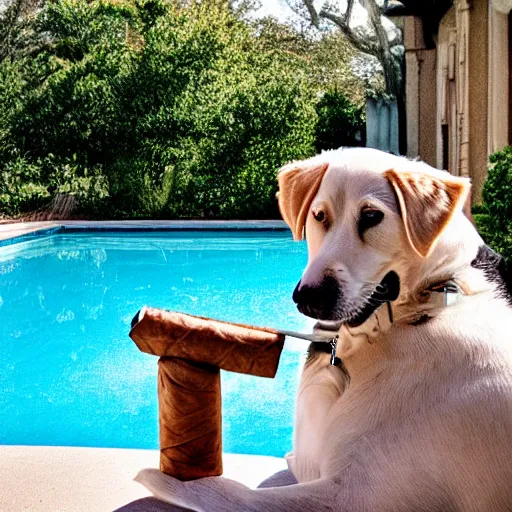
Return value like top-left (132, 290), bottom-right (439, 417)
top-left (136, 469), bottom-right (334, 512)
top-left (289, 347), bottom-right (349, 482)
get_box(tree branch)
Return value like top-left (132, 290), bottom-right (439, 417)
top-left (302, 0), bottom-right (320, 28)
top-left (361, 0), bottom-right (400, 96)
top-left (344, 0), bottom-right (355, 24)
top-left (319, 9), bottom-right (377, 55)
top-left (291, 0), bottom-right (375, 55)
top-left (289, 0), bottom-right (402, 98)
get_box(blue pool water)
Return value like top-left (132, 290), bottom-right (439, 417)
top-left (0, 230), bottom-right (311, 457)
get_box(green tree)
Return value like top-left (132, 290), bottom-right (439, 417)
top-left (255, 16), bottom-right (365, 104)
top-left (287, 0), bottom-right (402, 100)
top-left (315, 89), bottom-right (364, 151)
top-left (0, 0), bottom-right (318, 218)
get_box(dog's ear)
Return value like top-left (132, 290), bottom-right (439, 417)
top-left (277, 161), bottom-right (329, 240)
top-left (385, 168), bottom-right (471, 258)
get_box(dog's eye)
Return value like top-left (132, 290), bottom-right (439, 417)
top-left (359, 208), bottom-right (384, 237)
top-left (312, 208), bottom-right (325, 223)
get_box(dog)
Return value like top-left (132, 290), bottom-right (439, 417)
top-left (137, 148), bottom-right (512, 511)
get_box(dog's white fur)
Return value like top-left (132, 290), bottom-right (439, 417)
top-left (137, 148), bottom-right (512, 511)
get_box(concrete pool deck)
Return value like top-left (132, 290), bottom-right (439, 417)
top-left (0, 219), bottom-right (289, 242)
top-left (0, 446), bottom-right (288, 511)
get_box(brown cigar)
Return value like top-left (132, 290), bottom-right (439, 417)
top-left (130, 307), bottom-right (285, 378)
top-left (158, 358), bottom-right (222, 479)
top-left (129, 307), bottom-right (286, 480)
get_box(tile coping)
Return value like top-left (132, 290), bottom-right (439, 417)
top-left (0, 220), bottom-right (291, 246)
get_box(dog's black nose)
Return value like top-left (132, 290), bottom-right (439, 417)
top-left (292, 280), bottom-right (303, 304)
top-left (293, 276), bottom-right (341, 319)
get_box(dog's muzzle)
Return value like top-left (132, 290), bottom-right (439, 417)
top-left (293, 271), bottom-right (400, 326)
top-left (293, 274), bottom-right (341, 320)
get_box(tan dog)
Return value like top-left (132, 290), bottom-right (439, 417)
top-left (137, 148), bottom-right (512, 511)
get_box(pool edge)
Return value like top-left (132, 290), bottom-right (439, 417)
top-left (0, 220), bottom-right (291, 247)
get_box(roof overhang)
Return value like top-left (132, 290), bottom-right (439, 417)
top-left (384, 0), bottom-right (453, 49)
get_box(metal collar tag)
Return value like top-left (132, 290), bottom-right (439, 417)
top-left (429, 282), bottom-right (460, 308)
top-left (329, 336), bottom-right (341, 366)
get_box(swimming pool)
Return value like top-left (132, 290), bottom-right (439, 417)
top-left (0, 228), bottom-right (311, 457)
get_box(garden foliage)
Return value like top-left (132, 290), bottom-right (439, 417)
top-left (0, 0), bottom-right (364, 219)
top-left (475, 146), bottom-right (512, 260)
top-left (315, 89), bottom-right (364, 151)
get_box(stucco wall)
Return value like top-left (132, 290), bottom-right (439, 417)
top-left (403, 1), bottom-right (493, 204)
top-left (417, 49), bottom-right (438, 168)
top-left (467, 0), bottom-right (489, 203)
top-left (488, 5), bottom-right (509, 154)
top-left (404, 17), bottom-right (438, 167)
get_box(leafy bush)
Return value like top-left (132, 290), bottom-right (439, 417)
top-left (0, 150), bottom-right (109, 216)
top-left (0, 0), bottom-right (362, 219)
top-left (315, 89), bottom-right (364, 152)
top-left (475, 146), bottom-right (512, 260)
top-left (0, 153), bottom-right (50, 214)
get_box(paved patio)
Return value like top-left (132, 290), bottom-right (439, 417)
top-left (0, 446), bottom-right (287, 511)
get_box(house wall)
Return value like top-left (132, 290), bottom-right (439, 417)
top-left (403, 0), bottom-right (492, 204)
top-left (437, 8), bottom-right (458, 173)
top-left (403, 17), bottom-right (438, 167)
top-left (467, 0), bottom-right (489, 203)
top-left (488, 4), bottom-right (510, 155)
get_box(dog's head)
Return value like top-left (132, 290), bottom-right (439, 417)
top-left (277, 148), bottom-right (473, 324)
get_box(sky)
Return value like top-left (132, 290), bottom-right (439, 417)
top-left (256, 0), bottom-right (292, 20)
top-left (255, 0), bottom-right (372, 30)
top-left (255, 0), bottom-right (399, 41)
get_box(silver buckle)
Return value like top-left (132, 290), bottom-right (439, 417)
top-left (330, 336), bottom-right (341, 366)
top-left (429, 282), bottom-right (459, 308)
top-left (444, 285), bottom-right (458, 306)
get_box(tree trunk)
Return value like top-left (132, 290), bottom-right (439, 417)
top-left (363, 0), bottom-right (401, 98)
